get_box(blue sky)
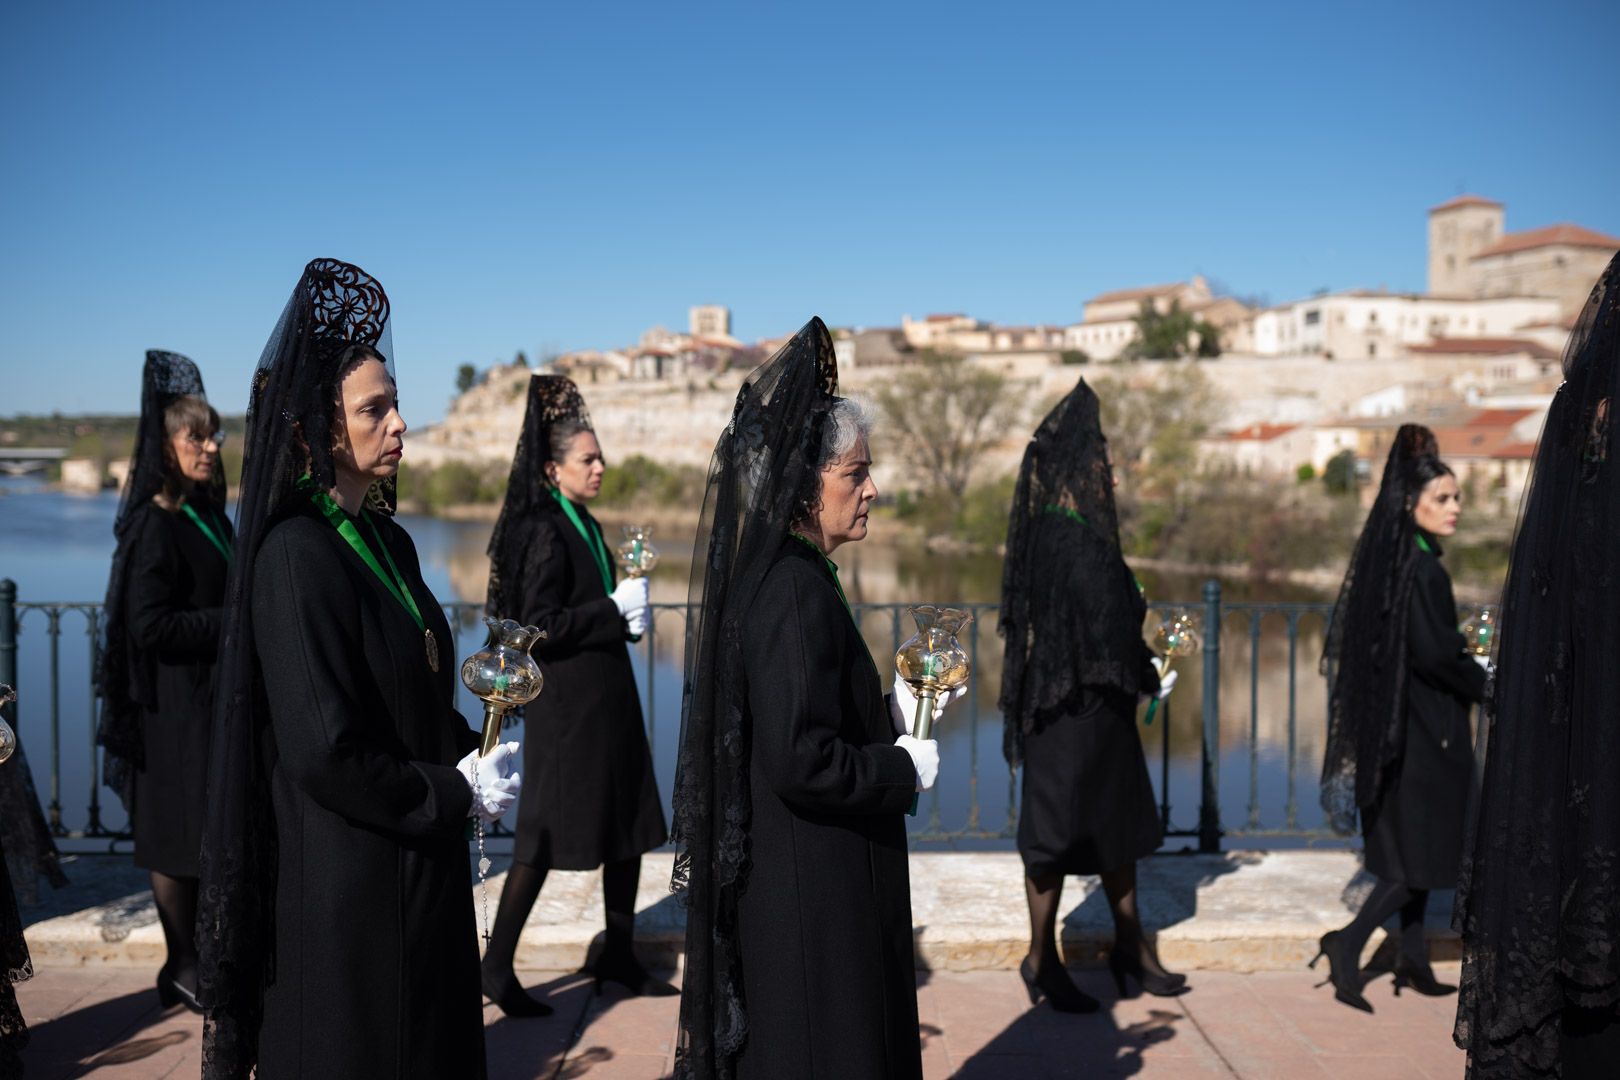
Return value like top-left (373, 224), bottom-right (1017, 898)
top-left (2, 0), bottom-right (1616, 420)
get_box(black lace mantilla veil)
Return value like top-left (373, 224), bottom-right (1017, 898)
top-left (669, 317), bottom-right (839, 1080)
top-left (1317, 423), bottom-right (1438, 835)
top-left (999, 376), bottom-right (1147, 766)
top-left (197, 259), bottom-right (393, 1080)
top-left (485, 374), bottom-right (593, 619)
top-left (96, 351), bottom-right (226, 809)
top-left (1454, 253), bottom-right (1620, 1077)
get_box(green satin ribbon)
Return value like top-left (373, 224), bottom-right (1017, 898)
top-left (1415, 533), bottom-right (1434, 554)
top-left (307, 488), bottom-right (426, 637)
top-left (551, 489), bottom-right (614, 594)
top-left (180, 503), bottom-right (233, 563)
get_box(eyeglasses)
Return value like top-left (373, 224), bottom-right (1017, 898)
top-left (184, 431), bottom-right (227, 449)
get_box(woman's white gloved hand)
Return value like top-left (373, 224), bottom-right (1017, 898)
top-left (1138, 668), bottom-right (1179, 705)
top-left (895, 734), bottom-right (939, 792)
top-left (625, 608), bottom-right (649, 636)
top-left (889, 675), bottom-right (967, 736)
top-left (1471, 653), bottom-right (1495, 677)
top-left (458, 741), bottom-right (522, 824)
top-left (610, 577), bottom-right (649, 619)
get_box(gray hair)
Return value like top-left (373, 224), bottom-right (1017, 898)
top-left (813, 396), bottom-right (873, 468)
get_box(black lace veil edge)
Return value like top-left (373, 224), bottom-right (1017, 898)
top-left (196, 259), bottom-right (393, 1080)
top-left (998, 376), bottom-right (1141, 766)
top-left (668, 317), bottom-right (838, 1080)
top-left (96, 351), bottom-right (226, 809)
top-left (485, 374), bottom-right (592, 619)
top-left (1316, 424), bottom-right (1436, 836)
top-left (1453, 253), bottom-right (1620, 1074)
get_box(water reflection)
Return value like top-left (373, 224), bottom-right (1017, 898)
top-left (0, 482), bottom-right (1347, 852)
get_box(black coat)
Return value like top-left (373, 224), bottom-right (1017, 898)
top-left (250, 506), bottom-right (483, 1080)
top-left (1362, 545), bottom-right (1487, 890)
top-left (507, 503), bottom-right (666, 871)
top-left (122, 500), bottom-right (232, 875)
top-left (734, 541), bottom-right (922, 1080)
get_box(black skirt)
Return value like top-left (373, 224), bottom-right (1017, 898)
top-left (1017, 686), bottom-right (1162, 877)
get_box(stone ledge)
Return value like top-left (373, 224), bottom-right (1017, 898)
top-left (21, 849), bottom-right (1454, 973)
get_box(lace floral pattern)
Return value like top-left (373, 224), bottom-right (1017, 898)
top-left (1454, 254), bottom-right (1620, 1075)
top-left (670, 318), bottom-right (838, 1079)
top-left (999, 378), bottom-right (1149, 766)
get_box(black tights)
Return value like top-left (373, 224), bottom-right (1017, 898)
top-left (1024, 861), bottom-right (1172, 976)
top-left (482, 855), bottom-right (643, 979)
top-left (1339, 877), bottom-right (1430, 969)
top-left (150, 872), bottom-right (198, 988)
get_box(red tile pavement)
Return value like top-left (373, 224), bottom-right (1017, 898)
top-left (13, 962), bottom-right (1466, 1078)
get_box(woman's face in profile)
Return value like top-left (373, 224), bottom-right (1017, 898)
top-left (1412, 473), bottom-right (1462, 537)
top-left (333, 358), bottom-right (407, 486)
top-left (814, 435), bottom-right (878, 552)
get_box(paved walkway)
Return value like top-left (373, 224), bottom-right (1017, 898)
top-left (15, 962), bottom-right (1465, 1078)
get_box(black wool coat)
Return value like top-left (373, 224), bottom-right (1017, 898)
top-left (734, 540), bottom-right (923, 1080)
top-left (1362, 544), bottom-right (1487, 890)
top-left (122, 501), bottom-right (232, 876)
top-left (505, 503), bottom-right (666, 871)
top-left (250, 506), bottom-right (483, 1080)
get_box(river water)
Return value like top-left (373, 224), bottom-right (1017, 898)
top-left (0, 477), bottom-right (1348, 852)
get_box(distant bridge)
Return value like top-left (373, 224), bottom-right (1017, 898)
top-left (0, 447), bottom-right (68, 476)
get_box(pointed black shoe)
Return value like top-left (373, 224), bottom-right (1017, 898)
top-left (1109, 945), bottom-right (1189, 998)
top-left (1390, 956), bottom-right (1456, 997)
top-left (156, 968), bottom-right (203, 1015)
top-left (591, 952), bottom-right (679, 998)
top-left (1308, 930), bottom-right (1373, 1014)
top-left (481, 964), bottom-right (554, 1017)
top-left (1019, 956), bottom-right (1100, 1014)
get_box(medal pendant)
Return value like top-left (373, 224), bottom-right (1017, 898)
top-left (425, 629), bottom-right (440, 672)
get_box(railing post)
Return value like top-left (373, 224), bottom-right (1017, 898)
top-left (0, 580), bottom-right (15, 693)
top-left (1198, 579), bottom-right (1223, 853)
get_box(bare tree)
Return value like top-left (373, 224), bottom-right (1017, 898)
top-left (874, 350), bottom-right (1023, 510)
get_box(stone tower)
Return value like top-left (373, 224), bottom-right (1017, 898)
top-left (1428, 195), bottom-right (1504, 297)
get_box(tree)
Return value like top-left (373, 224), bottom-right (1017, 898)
top-left (1124, 299), bottom-right (1222, 360)
top-left (1090, 366), bottom-right (1221, 539)
top-left (513, 350), bottom-right (530, 368)
top-left (874, 350), bottom-right (1023, 513)
top-left (455, 364), bottom-right (478, 395)
top-left (1060, 349), bottom-right (1090, 365)
top-left (1322, 449), bottom-right (1357, 495)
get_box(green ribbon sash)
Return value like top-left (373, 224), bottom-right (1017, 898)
top-left (309, 487), bottom-right (437, 669)
top-left (180, 503), bottom-right (233, 563)
top-left (552, 489), bottom-right (614, 594)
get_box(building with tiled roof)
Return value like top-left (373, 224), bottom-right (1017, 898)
top-left (1428, 197), bottom-right (1620, 317)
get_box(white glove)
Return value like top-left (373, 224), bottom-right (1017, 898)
top-left (458, 741), bottom-right (522, 824)
top-left (895, 734), bottom-right (939, 792)
top-left (1471, 654), bottom-right (1492, 670)
top-left (889, 676), bottom-right (966, 736)
top-left (1155, 669), bottom-right (1178, 701)
top-left (610, 577), bottom-right (649, 619)
top-left (625, 609), bottom-right (649, 637)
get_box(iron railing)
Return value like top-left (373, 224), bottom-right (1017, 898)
top-left (0, 577), bottom-right (1347, 856)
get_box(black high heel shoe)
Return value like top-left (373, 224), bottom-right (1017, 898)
top-left (1018, 956), bottom-right (1100, 1014)
top-left (590, 952), bottom-right (679, 998)
top-left (480, 965), bottom-right (554, 1017)
top-left (1390, 956), bottom-right (1456, 997)
top-left (156, 968), bottom-right (203, 1015)
top-left (1308, 930), bottom-right (1373, 1014)
top-left (1108, 945), bottom-right (1188, 998)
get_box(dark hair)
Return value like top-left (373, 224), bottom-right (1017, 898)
top-left (160, 394), bottom-right (223, 505)
top-left (547, 419), bottom-right (595, 468)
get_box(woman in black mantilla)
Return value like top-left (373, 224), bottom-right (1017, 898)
top-left (999, 377), bottom-right (1182, 1013)
top-left (1, 681), bottom-right (66, 1075)
top-left (671, 318), bottom-right (952, 1080)
top-left (1455, 253), bottom-right (1620, 1078)
top-left (196, 259), bottom-right (519, 1080)
top-left (95, 350), bottom-right (231, 1012)
top-left (480, 373), bottom-right (670, 1015)
top-left (1315, 424), bottom-right (1485, 1014)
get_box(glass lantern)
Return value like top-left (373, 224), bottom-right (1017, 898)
top-left (460, 618), bottom-right (546, 755)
